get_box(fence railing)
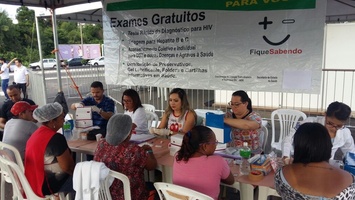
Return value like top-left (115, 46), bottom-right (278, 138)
top-left (30, 66), bottom-right (355, 118)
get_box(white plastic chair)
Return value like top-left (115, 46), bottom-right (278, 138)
top-left (258, 186), bottom-right (280, 200)
top-left (98, 170), bottom-right (131, 200)
top-left (271, 109), bottom-right (307, 151)
top-left (0, 156), bottom-right (59, 200)
top-left (146, 110), bottom-right (159, 129)
top-left (154, 182), bottom-right (213, 200)
top-left (142, 104), bottom-right (156, 112)
top-left (0, 142), bottom-right (24, 200)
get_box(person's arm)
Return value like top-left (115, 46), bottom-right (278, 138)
top-left (26, 74), bottom-right (29, 87)
top-left (0, 118), bottom-right (6, 129)
top-left (56, 148), bottom-right (75, 175)
top-left (98, 99), bottom-right (115, 120)
top-left (224, 118), bottom-right (260, 130)
top-left (157, 112), bottom-right (168, 129)
top-left (180, 110), bottom-right (196, 134)
top-left (71, 102), bottom-right (83, 110)
top-left (142, 145), bottom-right (157, 170)
top-left (98, 109), bottom-right (113, 120)
top-left (340, 128), bottom-right (355, 157)
top-left (7, 58), bottom-right (16, 68)
top-left (221, 171), bottom-right (234, 185)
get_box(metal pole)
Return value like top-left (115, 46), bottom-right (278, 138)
top-left (35, 15), bottom-right (48, 103)
top-left (80, 23), bottom-right (84, 56)
top-left (51, 8), bottom-right (63, 92)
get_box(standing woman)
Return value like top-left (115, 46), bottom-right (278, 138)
top-left (122, 89), bottom-right (149, 134)
top-left (157, 88), bottom-right (196, 134)
top-left (224, 90), bottom-right (262, 153)
top-left (173, 126), bottom-right (234, 200)
top-left (25, 102), bottom-right (75, 197)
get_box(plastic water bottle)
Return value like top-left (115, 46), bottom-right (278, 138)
top-left (239, 142), bottom-right (251, 175)
top-left (63, 121), bottom-right (72, 140)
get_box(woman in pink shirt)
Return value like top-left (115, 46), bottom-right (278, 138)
top-left (173, 126), bottom-right (234, 200)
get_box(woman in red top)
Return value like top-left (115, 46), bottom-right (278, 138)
top-left (25, 102), bottom-right (75, 197)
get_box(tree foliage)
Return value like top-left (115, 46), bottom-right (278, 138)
top-left (0, 6), bottom-right (103, 66)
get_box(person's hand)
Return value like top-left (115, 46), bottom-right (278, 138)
top-left (91, 106), bottom-right (101, 113)
top-left (74, 103), bottom-right (83, 108)
top-left (26, 82), bottom-right (29, 87)
top-left (282, 156), bottom-right (292, 165)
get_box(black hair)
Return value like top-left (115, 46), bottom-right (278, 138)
top-left (176, 126), bottom-right (214, 162)
top-left (90, 81), bottom-right (104, 90)
top-left (7, 84), bottom-right (20, 91)
top-left (293, 122), bottom-right (332, 164)
top-left (232, 90), bottom-right (252, 111)
top-left (15, 59), bottom-right (22, 63)
top-left (326, 101), bottom-right (351, 121)
top-left (0, 58), bottom-right (5, 62)
top-left (121, 89), bottom-right (143, 112)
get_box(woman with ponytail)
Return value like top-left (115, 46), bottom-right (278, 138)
top-left (173, 126), bottom-right (234, 200)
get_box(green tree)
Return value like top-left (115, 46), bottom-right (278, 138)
top-left (0, 11), bottom-right (20, 56)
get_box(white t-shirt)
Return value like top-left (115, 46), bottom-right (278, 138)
top-left (0, 63), bottom-right (9, 79)
top-left (124, 106), bottom-right (148, 134)
top-left (13, 65), bottom-right (28, 83)
top-left (282, 116), bottom-right (355, 160)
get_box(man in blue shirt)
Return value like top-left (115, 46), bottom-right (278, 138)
top-left (71, 81), bottom-right (114, 138)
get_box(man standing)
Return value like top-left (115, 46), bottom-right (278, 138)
top-left (71, 81), bottom-right (114, 138)
top-left (0, 85), bottom-right (36, 132)
top-left (2, 101), bottom-right (38, 160)
top-left (8, 58), bottom-right (29, 99)
top-left (0, 58), bottom-right (10, 100)
top-left (282, 101), bottom-right (355, 162)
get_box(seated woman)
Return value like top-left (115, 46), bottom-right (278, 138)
top-left (94, 114), bottom-right (157, 200)
top-left (122, 89), bottom-right (149, 134)
top-left (223, 90), bottom-right (262, 153)
top-left (275, 123), bottom-right (355, 199)
top-left (157, 88), bottom-right (196, 134)
top-left (25, 103), bottom-right (75, 197)
top-left (173, 126), bottom-right (234, 200)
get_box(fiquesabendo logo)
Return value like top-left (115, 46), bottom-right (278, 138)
top-left (249, 48), bottom-right (302, 56)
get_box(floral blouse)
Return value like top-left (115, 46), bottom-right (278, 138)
top-left (94, 140), bottom-right (149, 200)
top-left (225, 110), bottom-right (262, 153)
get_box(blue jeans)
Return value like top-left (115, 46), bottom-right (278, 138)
top-left (1, 79), bottom-right (9, 100)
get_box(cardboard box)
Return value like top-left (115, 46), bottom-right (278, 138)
top-left (75, 107), bottom-right (92, 120)
top-left (75, 120), bottom-right (93, 128)
top-left (206, 112), bottom-right (231, 143)
top-left (251, 156), bottom-right (272, 176)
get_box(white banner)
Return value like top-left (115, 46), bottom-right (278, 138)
top-left (103, 0), bottom-right (326, 93)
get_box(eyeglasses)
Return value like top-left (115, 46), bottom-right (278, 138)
top-left (325, 121), bottom-right (345, 130)
top-left (228, 101), bottom-right (244, 107)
